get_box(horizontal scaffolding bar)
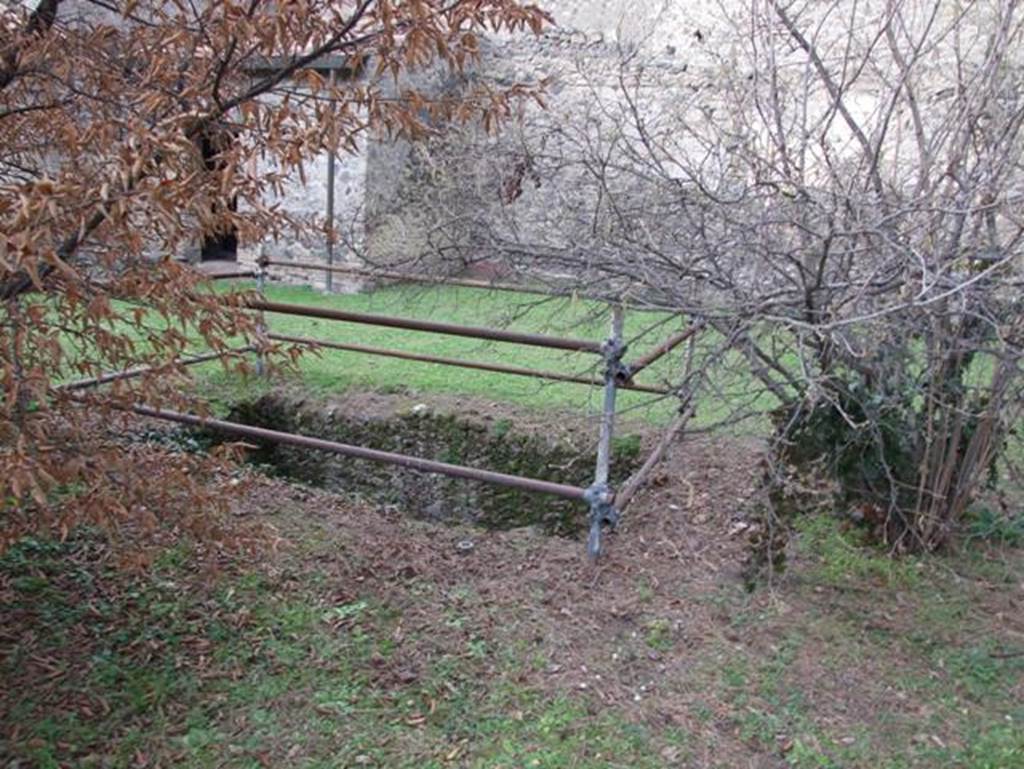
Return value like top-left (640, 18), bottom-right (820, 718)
top-left (204, 270), bottom-right (258, 280)
top-left (618, 322), bottom-right (705, 383)
top-left (248, 299), bottom-right (604, 354)
top-left (263, 259), bottom-right (576, 299)
top-left (268, 332), bottom-right (673, 395)
top-left (129, 404), bottom-right (589, 500)
top-left (61, 346), bottom-right (256, 391)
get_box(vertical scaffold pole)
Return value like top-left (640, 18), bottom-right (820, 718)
top-left (255, 262), bottom-right (267, 377)
top-left (324, 67), bottom-right (337, 294)
top-left (586, 304), bottom-right (625, 560)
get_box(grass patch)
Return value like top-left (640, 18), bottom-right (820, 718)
top-left (194, 281), bottom-right (772, 428)
top-left (0, 533), bottom-right (671, 768)
top-left (793, 514), bottom-right (922, 589)
top-left (3, 501), bottom-right (1024, 769)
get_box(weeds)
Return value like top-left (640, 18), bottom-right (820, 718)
top-left (794, 514), bottom-right (921, 589)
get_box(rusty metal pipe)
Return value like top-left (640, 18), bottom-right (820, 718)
top-left (249, 299), bottom-right (603, 353)
top-left (268, 332), bottom-right (672, 395)
top-left (618, 323), bottom-right (705, 384)
top-left (129, 404), bottom-right (589, 500)
top-left (262, 260), bottom-right (567, 298)
top-left (203, 270), bottom-right (258, 280)
top-left (62, 346), bottom-right (255, 391)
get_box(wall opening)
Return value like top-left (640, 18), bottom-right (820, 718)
top-left (199, 130), bottom-right (239, 262)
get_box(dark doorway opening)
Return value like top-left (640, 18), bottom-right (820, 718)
top-left (201, 224), bottom-right (238, 262)
top-left (199, 132), bottom-right (239, 262)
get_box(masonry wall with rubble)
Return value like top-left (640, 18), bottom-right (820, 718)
top-left (240, 0), bottom-right (711, 290)
top-left (244, 0), bottom-right (1005, 291)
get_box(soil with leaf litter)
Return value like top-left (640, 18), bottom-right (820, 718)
top-left (2, 394), bottom-right (1023, 768)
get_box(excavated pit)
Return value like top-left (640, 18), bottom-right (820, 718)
top-left (224, 391), bottom-right (642, 536)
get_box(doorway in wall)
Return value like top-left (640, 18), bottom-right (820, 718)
top-left (199, 130), bottom-right (239, 262)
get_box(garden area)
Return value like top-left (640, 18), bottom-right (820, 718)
top-left (3, 281), bottom-right (1023, 768)
top-left (5, 0), bottom-right (1024, 766)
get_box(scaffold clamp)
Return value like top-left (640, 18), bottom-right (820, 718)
top-left (584, 481), bottom-right (619, 561)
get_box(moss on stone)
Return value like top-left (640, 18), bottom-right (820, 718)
top-left (224, 393), bottom-right (639, 536)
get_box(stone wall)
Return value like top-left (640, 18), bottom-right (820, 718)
top-left (237, 141), bottom-right (367, 292)
top-left (240, 0), bottom-right (1024, 292)
top-left (240, 2), bottom-right (702, 289)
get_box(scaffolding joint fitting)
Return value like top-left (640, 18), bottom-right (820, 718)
top-left (601, 336), bottom-right (628, 383)
top-left (611, 361), bottom-right (634, 384)
top-left (584, 481), bottom-right (619, 561)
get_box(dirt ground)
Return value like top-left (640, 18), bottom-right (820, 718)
top-left (2, 393), bottom-right (1023, 768)
top-left (231, 427), bottom-right (1024, 767)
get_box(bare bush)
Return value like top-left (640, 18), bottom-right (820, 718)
top-left (402, 0), bottom-right (1024, 551)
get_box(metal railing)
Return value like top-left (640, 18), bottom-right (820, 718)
top-left (84, 260), bottom-right (703, 558)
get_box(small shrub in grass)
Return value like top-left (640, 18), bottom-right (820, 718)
top-left (965, 507), bottom-right (1024, 548)
top-left (768, 387), bottom-right (1006, 554)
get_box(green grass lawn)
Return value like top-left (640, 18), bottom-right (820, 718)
top-left (0, 533), bottom-right (671, 769)
top-left (44, 277), bottom-right (777, 432)
top-left (191, 281), bottom-right (770, 430)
